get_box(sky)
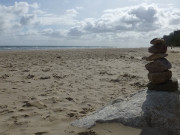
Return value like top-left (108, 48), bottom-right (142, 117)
top-left (0, 0), bottom-right (180, 47)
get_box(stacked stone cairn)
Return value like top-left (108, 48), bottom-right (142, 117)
top-left (145, 38), bottom-right (179, 91)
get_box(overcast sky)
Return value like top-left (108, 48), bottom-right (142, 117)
top-left (0, 0), bottom-right (180, 47)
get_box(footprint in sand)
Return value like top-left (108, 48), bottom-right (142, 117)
top-left (26, 74), bottom-right (35, 79)
top-left (22, 69), bottom-right (30, 72)
top-left (65, 97), bottom-right (74, 101)
top-left (39, 76), bottom-right (51, 80)
top-left (22, 101), bottom-right (47, 109)
top-left (52, 73), bottom-right (66, 79)
top-left (0, 74), bottom-right (10, 79)
top-left (34, 131), bottom-right (48, 135)
top-left (67, 112), bottom-right (78, 118)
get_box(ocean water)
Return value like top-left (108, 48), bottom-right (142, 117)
top-left (0, 46), bottom-right (111, 51)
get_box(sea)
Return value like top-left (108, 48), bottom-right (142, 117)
top-left (0, 46), bottom-right (113, 51)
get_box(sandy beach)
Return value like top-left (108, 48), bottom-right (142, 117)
top-left (0, 48), bottom-right (180, 135)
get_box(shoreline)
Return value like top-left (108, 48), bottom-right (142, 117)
top-left (0, 45), bottom-right (178, 52)
top-left (0, 46), bottom-right (149, 52)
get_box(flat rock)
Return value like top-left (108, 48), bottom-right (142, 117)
top-left (147, 78), bottom-right (179, 91)
top-left (148, 70), bottom-right (172, 84)
top-left (72, 86), bottom-right (180, 134)
top-left (145, 58), bottom-right (171, 73)
top-left (150, 38), bottom-right (165, 45)
top-left (144, 54), bottom-right (168, 61)
top-left (148, 44), bottom-right (167, 54)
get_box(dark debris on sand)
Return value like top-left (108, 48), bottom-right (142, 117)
top-left (78, 130), bottom-right (97, 135)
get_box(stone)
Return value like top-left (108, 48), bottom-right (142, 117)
top-left (148, 70), bottom-right (172, 84)
top-left (145, 58), bottom-right (171, 73)
top-left (144, 54), bottom-right (168, 61)
top-left (72, 89), bottom-right (180, 134)
top-left (150, 38), bottom-right (165, 45)
top-left (148, 44), bottom-right (167, 54)
top-left (147, 78), bottom-right (179, 91)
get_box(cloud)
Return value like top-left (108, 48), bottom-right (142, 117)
top-left (20, 15), bottom-right (35, 25)
top-left (36, 12), bottom-right (78, 26)
top-left (33, 8), bottom-right (79, 26)
top-left (68, 27), bottom-right (84, 36)
top-left (0, 2), bottom-right (37, 33)
top-left (11, 2), bottom-right (29, 15)
top-left (1, 2), bottom-right (180, 46)
top-left (68, 3), bottom-right (161, 36)
top-left (163, 8), bottom-right (180, 26)
top-left (41, 28), bottom-right (66, 38)
top-left (0, 2), bottom-right (79, 33)
top-left (65, 9), bottom-right (78, 17)
top-left (65, 3), bottom-right (180, 47)
top-left (129, 4), bottom-right (158, 31)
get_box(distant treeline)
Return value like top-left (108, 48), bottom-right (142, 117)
top-left (163, 30), bottom-right (180, 47)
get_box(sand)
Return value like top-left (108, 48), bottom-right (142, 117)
top-left (0, 48), bottom-right (180, 135)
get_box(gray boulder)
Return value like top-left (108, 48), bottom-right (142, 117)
top-left (72, 88), bottom-right (180, 134)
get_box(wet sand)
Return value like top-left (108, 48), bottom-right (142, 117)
top-left (0, 48), bottom-right (179, 135)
